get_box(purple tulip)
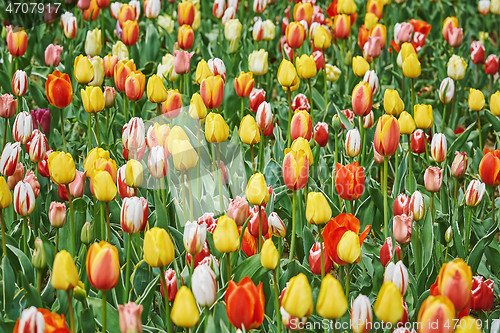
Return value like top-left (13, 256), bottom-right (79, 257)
top-left (31, 108), bottom-right (52, 134)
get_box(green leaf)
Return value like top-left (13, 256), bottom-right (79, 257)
top-left (421, 204), bottom-right (434, 269)
top-left (21, 274), bottom-right (42, 308)
top-left (468, 225), bottom-right (497, 273)
top-left (446, 123), bottom-right (475, 164)
top-left (29, 82), bottom-right (48, 109)
top-left (2, 256), bottom-right (16, 318)
top-left (233, 254), bottom-right (264, 282)
top-left (88, 297), bottom-right (121, 333)
top-left (136, 273), bottom-right (159, 323)
top-left (334, 102), bottom-right (354, 130)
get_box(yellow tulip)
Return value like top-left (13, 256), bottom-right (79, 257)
top-left (383, 89), bottom-right (405, 116)
top-left (91, 169), bottom-right (117, 202)
top-left (491, 91), bottom-right (500, 116)
top-left (245, 173), bottom-right (270, 206)
top-left (398, 111), bottom-right (416, 134)
top-left (326, 64), bottom-right (341, 82)
top-left (305, 192), bottom-right (332, 225)
top-left (400, 42), bottom-right (416, 62)
top-left (277, 59), bottom-right (300, 91)
top-left (313, 26), bottom-right (332, 49)
top-left (316, 274), bottom-right (347, 319)
top-left (85, 28), bottom-right (102, 57)
top-left (89, 56), bottom-right (104, 87)
top-left (364, 13), bottom-right (379, 30)
top-left (373, 282), bottom-right (404, 324)
top-left (468, 88), bottom-right (485, 111)
top-left (290, 137), bottom-right (313, 166)
top-left (84, 148), bottom-right (110, 177)
top-left (51, 250), bottom-right (79, 290)
top-left (189, 93), bottom-right (207, 120)
top-left (166, 126), bottom-right (189, 154)
top-left (170, 286), bottom-right (200, 327)
top-left (239, 115), bottom-right (260, 145)
top-left (74, 54), bottom-right (95, 84)
top-left (48, 151), bottom-right (76, 185)
top-left (125, 159), bottom-right (143, 188)
top-left (213, 215), bottom-right (240, 253)
top-left (195, 59), bottom-right (213, 85)
top-left (447, 54), bottom-right (467, 81)
top-left (295, 54), bottom-right (317, 79)
top-left (81, 86), bottom-right (105, 114)
top-left (248, 49), bottom-right (269, 76)
top-left (337, 0), bottom-right (357, 14)
top-left (337, 230), bottom-right (361, 263)
top-left (352, 56), bottom-right (370, 77)
top-left (0, 177), bottom-right (12, 209)
top-left (455, 316), bottom-right (482, 333)
top-left (261, 239), bottom-right (279, 270)
top-left (205, 113), bottom-right (229, 143)
top-left (282, 273), bottom-right (313, 318)
top-left (402, 53), bottom-right (421, 78)
top-left (143, 227), bottom-right (175, 267)
top-left (414, 104), bottom-right (434, 129)
top-left (147, 74), bottom-right (168, 103)
top-left (171, 139), bottom-right (198, 171)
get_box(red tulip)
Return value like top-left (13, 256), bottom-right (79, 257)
top-left (160, 268), bottom-right (181, 302)
top-left (291, 93), bottom-right (310, 112)
top-left (225, 277), bottom-right (265, 330)
top-left (485, 54), bottom-right (499, 75)
top-left (309, 242), bottom-right (332, 275)
top-left (249, 88), bottom-right (266, 113)
top-left (470, 276), bottom-right (494, 312)
top-left (335, 162), bottom-right (364, 201)
top-left (380, 237), bottom-right (401, 267)
top-left (248, 205), bottom-right (268, 239)
top-left (6, 27), bottom-right (28, 58)
top-left (374, 115), bottom-right (400, 156)
top-left (0, 142), bottom-right (21, 177)
top-left (471, 41), bottom-right (485, 65)
top-left (410, 129), bottom-right (426, 154)
top-left (393, 193), bottom-right (410, 216)
top-left (186, 242), bottom-right (210, 269)
top-left (334, 14), bottom-right (350, 39)
top-left (314, 122), bottom-right (329, 147)
top-left (479, 148), bottom-right (500, 186)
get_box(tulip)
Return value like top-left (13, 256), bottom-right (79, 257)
top-left (83, 147), bottom-right (110, 176)
top-left (334, 14), bottom-right (350, 39)
top-left (63, 14), bottom-right (77, 39)
top-left (424, 167), bottom-right (443, 193)
top-left (366, 36), bottom-right (382, 58)
top-left (492, 0), bottom-right (500, 13)
top-left (351, 295), bottom-right (373, 333)
top-left (334, 162), bottom-right (364, 201)
top-left (249, 89), bottom-right (266, 113)
top-left (118, 4), bottom-right (136, 26)
top-left (295, 54), bottom-right (317, 80)
top-left (86, 56), bottom-right (104, 86)
top-left (408, 191), bottom-right (424, 221)
top-left (373, 114), bottom-right (400, 156)
top-left (466, 180), bottom-right (486, 207)
top-left (48, 151), bottom-right (76, 185)
top-left (6, 27), bottom-right (28, 57)
top-left (117, 165), bottom-right (135, 199)
top-left (92, 170), bottom-right (117, 202)
top-left (261, 238), bottom-right (279, 270)
top-left (277, 59), bottom-right (300, 92)
top-left (191, 264), bottom-right (217, 307)
top-left (397, 112), bottom-right (415, 135)
top-left (384, 261), bottom-right (409, 297)
top-left (402, 53), bottom-right (421, 78)
top-left (281, 273), bottom-right (313, 319)
top-left (28, 130), bottom-right (47, 163)
top-left (206, 58), bottom-right (226, 83)
top-left (437, 259), bottom-right (473, 311)
top-left (246, 173), bottom-right (270, 205)
top-left (282, 149), bottom-right (309, 191)
top-left (177, 1), bottom-right (195, 26)
top-left (392, 214), bottom-right (412, 245)
top-left (471, 276), bottom-right (494, 311)
top-left (100, 87), bottom-right (115, 109)
top-left (430, 133), bottom-right (447, 163)
top-left (213, 215), bottom-right (240, 253)
top-left (468, 88), bottom-right (485, 111)
top-left (418, 296), bottom-right (456, 333)
top-left (394, 22), bottom-right (413, 44)
top-left (479, 0), bottom-right (491, 14)
top-left (114, 41), bottom-right (130, 61)
top-left (383, 89), bottom-right (404, 116)
top-left (47, 202), bottom-right (66, 229)
top-left (13, 180), bottom-right (35, 216)
top-left (235, 72), bottom-right (255, 98)
top-left (166, 126), bottom-right (189, 153)
top-left (114, 60), bottom-right (137, 92)
top-left (225, 276), bottom-right (265, 330)
top-left (450, 151), bottom-right (468, 178)
top-left (454, 316), bottom-right (482, 333)
top-left (184, 221), bottom-right (207, 255)
top-left (447, 27), bottom-right (463, 47)
top-left (144, 0), bottom-right (160, 18)
top-left (309, 241), bottom-right (332, 276)
top-left (148, 145), bottom-right (167, 179)
top-left (74, 54), bottom-right (95, 84)
top-left (362, 71), bottom-right (379, 96)
top-left (414, 104), bottom-right (433, 129)
top-left (159, 89), bottom-right (182, 119)
top-left (86, 241), bottom-right (121, 292)
top-left (174, 50), bottom-right (194, 75)
top-left (37, 151), bottom-right (51, 179)
top-left (248, 206), bottom-right (268, 239)
top-left (171, 139), bottom-right (199, 172)
top-left (290, 110), bottom-right (312, 141)
top-left (204, 114), bottom-right (229, 145)
top-left (255, 102), bottom-right (272, 131)
top-left (447, 55), bottom-right (467, 80)
top-left (177, 24), bottom-right (195, 50)
top-left (143, 227), bottom-right (175, 267)
top-left (12, 111), bottom-right (33, 145)
top-left (0, 94), bottom-right (17, 119)
top-left (46, 71), bottom-right (73, 109)
top-left (313, 26), bottom-right (331, 50)
top-left (125, 71), bottom-right (146, 101)
top-left (479, 149), bottom-right (500, 186)
top-left (313, 122), bottom-right (329, 147)
top-left (294, 2), bottom-right (313, 25)
top-left (80, 86), bottom-right (105, 114)
top-left (200, 76), bottom-right (224, 110)
top-left (239, 115), bottom-right (260, 145)
top-left (85, 28), bottom-right (102, 57)
top-left (83, 0), bottom-right (100, 20)
top-left (224, 19), bottom-right (242, 44)
top-left (491, 91), bottom-right (500, 116)
top-left (326, 64), bottom-right (342, 82)
top-left (380, 237), bottom-right (401, 266)
top-left (285, 22), bottom-right (305, 49)
top-left (120, 197), bottom-right (148, 234)
top-left (103, 54), bottom-right (119, 78)
top-left (305, 192), bottom-right (332, 225)
top-left (323, 213), bottom-right (371, 265)
top-left (12, 70), bottom-right (27, 97)
top-left (471, 41), bottom-right (485, 65)
top-left (351, 81), bottom-right (373, 117)
top-left (227, 196), bottom-right (249, 226)
top-left (118, 303), bottom-right (143, 333)
top-left (213, 0), bottom-right (225, 18)
top-left (23, 170), bottom-right (39, 200)
top-left (253, 18), bottom-right (264, 41)
top-left (248, 50), bottom-right (269, 76)
top-left (392, 194), bottom-right (409, 216)
top-left (344, 128), bottom-right (361, 157)
top-left (373, 282), bottom-right (404, 324)
top-left (443, 16), bottom-right (459, 42)
top-left (314, 274), bottom-right (347, 319)
top-left (439, 77), bottom-right (455, 104)
top-left (51, 250), bottom-right (79, 290)
top-left (352, 56), bottom-right (369, 77)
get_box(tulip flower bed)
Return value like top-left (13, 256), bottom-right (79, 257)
top-left (2, 0), bottom-right (500, 332)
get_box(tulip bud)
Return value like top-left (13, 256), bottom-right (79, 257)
top-left (410, 129), bottom-right (426, 154)
top-left (191, 264), bottom-right (217, 307)
top-left (470, 276), bottom-right (494, 312)
top-left (424, 166), bottom-right (443, 192)
top-left (314, 122), bottom-right (329, 147)
top-left (384, 261), bottom-right (409, 296)
top-left (414, 104), bottom-right (433, 129)
top-left (255, 101), bottom-right (272, 131)
top-left (268, 212), bottom-right (286, 237)
top-left (479, 0), bottom-right (491, 14)
top-left (380, 237), bottom-right (401, 267)
top-left (282, 273), bottom-right (313, 318)
top-left (439, 77), bottom-right (455, 104)
top-left (184, 221), bottom-right (207, 255)
top-left (291, 93), bottom-right (310, 112)
top-left (448, 28), bottom-right (463, 47)
top-left (351, 295), bottom-right (373, 333)
top-left (332, 114), bottom-right (342, 133)
top-left (409, 191), bottom-right (425, 221)
top-left (466, 180), bottom-right (486, 207)
top-left (73, 281), bottom-right (87, 303)
top-left (445, 226), bottom-right (453, 243)
top-left (81, 221), bottom-right (93, 244)
top-left (14, 181), bottom-right (36, 216)
top-left (12, 70), bottom-right (28, 97)
top-left (345, 128), bottom-right (361, 157)
top-left (352, 56), bottom-right (369, 77)
top-left (326, 64), bottom-right (341, 82)
top-left (32, 238), bottom-right (47, 270)
top-left (171, 287), bottom-right (200, 328)
top-left (430, 133), bottom-right (447, 163)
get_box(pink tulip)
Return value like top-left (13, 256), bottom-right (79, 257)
top-left (485, 54), bottom-right (499, 75)
top-left (366, 36), bottom-right (381, 58)
top-left (448, 28), bottom-right (463, 47)
top-left (104, 87), bottom-right (116, 108)
top-left (118, 302), bottom-right (143, 333)
top-left (77, 0), bottom-right (91, 10)
top-left (0, 94), bottom-right (17, 119)
top-left (49, 201), bottom-right (67, 228)
top-left (227, 196), bottom-right (249, 226)
top-left (393, 214), bottom-right (412, 245)
top-left (7, 163), bottom-right (24, 190)
top-left (393, 193), bottom-right (410, 216)
top-left (174, 50), bottom-right (194, 75)
top-left (451, 151), bottom-right (468, 178)
top-left (45, 44), bottom-right (64, 67)
top-left (396, 22), bottom-right (414, 44)
top-left (24, 170), bottom-right (40, 199)
top-left (57, 170), bottom-right (86, 201)
top-left (424, 166), bottom-right (443, 193)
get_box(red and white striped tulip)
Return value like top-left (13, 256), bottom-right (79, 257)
top-left (117, 165), bottom-right (135, 199)
top-left (13, 111), bottom-right (33, 144)
top-left (148, 145), bottom-right (168, 179)
top-left (465, 180), bottom-right (486, 207)
top-left (409, 191), bottom-right (425, 221)
top-left (384, 261), bottom-right (409, 296)
top-left (28, 130), bottom-right (48, 163)
top-left (0, 142), bottom-right (21, 176)
top-left (121, 196), bottom-right (148, 233)
top-left (430, 133), bottom-right (447, 163)
top-left (183, 221), bottom-right (207, 255)
top-left (122, 117), bottom-right (145, 150)
top-left (12, 70), bottom-right (28, 97)
top-left (345, 128), bottom-right (361, 157)
top-left (256, 101), bottom-right (272, 131)
top-left (14, 180), bottom-right (36, 216)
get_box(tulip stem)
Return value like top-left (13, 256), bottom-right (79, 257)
top-left (430, 192), bottom-right (435, 224)
top-left (2, 118), bottom-right (7, 152)
top-left (308, 79), bottom-right (314, 122)
top-left (407, 135), bottom-right (413, 193)
top-left (410, 78), bottom-right (415, 118)
top-left (94, 113), bottom-right (100, 146)
top-left (101, 290), bottom-right (107, 333)
top-left (197, 120), bottom-right (202, 201)
top-left (240, 98), bottom-right (244, 122)
top-left (186, 172), bottom-right (194, 221)
top-left (359, 117), bottom-right (365, 167)
top-left (272, 269), bottom-right (282, 333)
top-left (100, 201), bottom-right (105, 241)
top-left (345, 264), bottom-right (350, 304)
top-left (286, 90), bottom-right (293, 148)
top-left (216, 144), bottom-right (224, 213)
top-left (424, 131), bottom-right (431, 165)
top-left (124, 233), bottom-right (132, 304)
top-left (414, 222), bottom-right (422, 277)
top-left (394, 145), bottom-right (399, 194)
top-left (289, 191), bottom-right (297, 262)
top-left (226, 253), bottom-right (231, 284)
top-left (160, 266), bottom-right (172, 333)
top-left (124, 97), bottom-right (128, 123)
top-left (0, 210), bottom-right (6, 257)
top-left (491, 186), bottom-right (496, 228)
top-left (477, 111), bottom-right (483, 152)
top-left (258, 205), bottom-right (262, 253)
top-left (88, 113), bottom-right (92, 152)
top-left (55, 228), bottom-right (59, 253)
top-left (66, 185), bottom-right (75, 256)
top-left (465, 207), bottom-right (472, 254)
top-left (106, 202), bottom-right (111, 243)
top-left (251, 145), bottom-right (255, 173)
top-left (66, 290), bottom-right (75, 333)
top-left (37, 268), bottom-right (43, 295)
top-left (60, 108), bottom-right (67, 152)
top-left (320, 226), bottom-right (325, 279)
top-left (441, 104), bottom-right (447, 133)
top-left (189, 254), bottom-right (194, 288)
top-left (132, 102), bottom-right (136, 118)
top-left (22, 217), bottom-right (28, 256)
top-left (383, 157), bottom-right (388, 239)
top-left (258, 133), bottom-right (265, 173)
top-left (181, 171), bottom-right (187, 220)
top-left (323, 68), bottom-right (328, 117)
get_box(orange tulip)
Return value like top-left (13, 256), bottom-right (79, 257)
top-left (442, 17), bottom-right (459, 43)
top-left (122, 20), bottom-right (139, 46)
top-left (200, 75), bottom-right (224, 109)
top-left (323, 213), bottom-right (371, 265)
top-left (178, 24), bottom-right (195, 50)
top-left (417, 295), bottom-right (455, 333)
top-left (162, 89), bottom-right (182, 119)
top-left (290, 110), bottom-right (312, 141)
top-left (286, 22), bottom-right (305, 49)
top-left (234, 72), bottom-right (255, 98)
top-left (479, 148), bottom-right (500, 186)
top-left (240, 226), bottom-right (257, 257)
top-left (369, 24), bottom-right (387, 49)
top-left (335, 15), bottom-right (351, 40)
top-left (83, 0), bottom-right (100, 21)
top-left (178, 1), bottom-right (195, 26)
top-left (103, 54), bottom-right (119, 78)
top-left (45, 71), bottom-right (73, 109)
top-left (283, 149), bottom-right (309, 191)
top-left (114, 59), bottom-right (136, 92)
top-left (86, 241), bottom-right (120, 291)
top-left (351, 82), bottom-right (373, 117)
top-left (125, 71), bottom-right (146, 101)
top-left (366, 0), bottom-right (384, 19)
top-left (335, 162), bottom-right (365, 201)
top-left (358, 25), bottom-right (369, 49)
top-left (118, 4), bottom-right (136, 27)
top-left (373, 114), bottom-right (400, 156)
top-left (7, 27), bottom-right (28, 57)
top-left (13, 308), bottom-right (70, 333)
top-left (225, 277), bottom-right (265, 330)
top-left (437, 259), bottom-right (472, 311)
top-left (294, 2), bottom-right (314, 26)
